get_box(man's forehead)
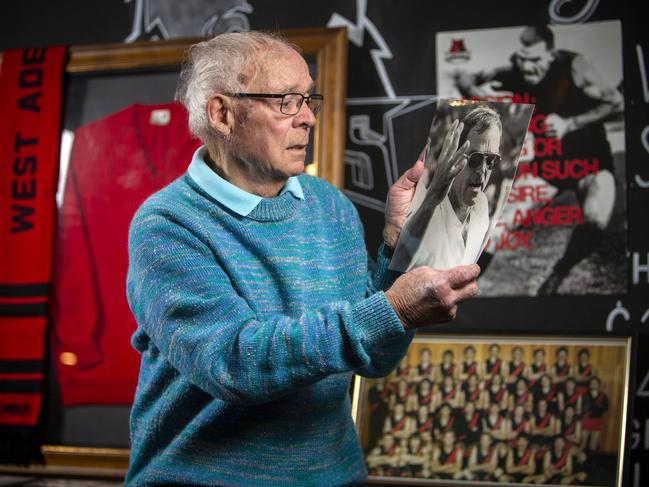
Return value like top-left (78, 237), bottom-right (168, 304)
top-left (271, 77), bottom-right (315, 94)
top-left (249, 48), bottom-right (314, 92)
top-left (516, 42), bottom-right (551, 59)
top-left (467, 124), bottom-right (501, 142)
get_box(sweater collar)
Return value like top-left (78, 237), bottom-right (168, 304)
top-left (187, 146), bottom-right (304, 217)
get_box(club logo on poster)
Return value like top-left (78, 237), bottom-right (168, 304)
top-left (445, 39), bottom-right (471, 63)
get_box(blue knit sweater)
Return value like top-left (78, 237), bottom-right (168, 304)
top-left (125, 171), bottom-right (413, 486)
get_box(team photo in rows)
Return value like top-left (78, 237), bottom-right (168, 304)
top-left (358, 340), bottom-right (625, 485)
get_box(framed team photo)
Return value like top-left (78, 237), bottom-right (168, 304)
top-left (352, 335), bottom-right (631, 486)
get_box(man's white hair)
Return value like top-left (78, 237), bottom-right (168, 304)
top-left (175, 31), bottom-right (297, 143)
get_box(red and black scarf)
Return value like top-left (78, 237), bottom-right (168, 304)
top-left (0, 45), bottom-right (65, 463)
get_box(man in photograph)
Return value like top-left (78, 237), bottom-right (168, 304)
top-left (392, 105), bottom-right (503, 271)
top-left (366, 433), bottom-right (402, 477)
top-left (455, 25), bottom-right (623, 294)
top-left (502, 434), bottom-right (537, 483)
top-left (542, 436), bottom-right (584, 485)
top-left (125, 31), bottom-right (480, 486)
top-left (430, 430), bottom-right (464, 480)
top-left (459, 432), bottom-right (503, 482)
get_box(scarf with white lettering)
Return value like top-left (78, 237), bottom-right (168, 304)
top-left (0, 45), bottom-right (66, 464)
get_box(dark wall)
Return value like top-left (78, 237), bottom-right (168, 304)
top-left (1, 0), bottom-right (647, 484)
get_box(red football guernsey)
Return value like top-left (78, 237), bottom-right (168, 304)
top-left (52, 102), bottom-right (200, 405)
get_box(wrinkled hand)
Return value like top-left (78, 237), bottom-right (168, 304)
top-left (544, 113), bottom-right (574, 139)
top-left (383, 158), bottom-right (425, 249)
top-left (385, 264), bottom-right (480, 329)
top-left (399, 119), bottom-right (471, 243)
top-left (383, 119), bottom-right (470, 249)
top-left (426, 118), bottom-right (470, 194)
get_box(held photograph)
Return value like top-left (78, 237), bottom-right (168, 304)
top-left (389, 99), bottom-right (534, 273)
top-left (352, 335), bottom-right (630, 486)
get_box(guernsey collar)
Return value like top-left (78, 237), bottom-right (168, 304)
top-left (187, 146), bottom-right (304, 217)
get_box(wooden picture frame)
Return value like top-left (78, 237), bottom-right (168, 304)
top-left (62, 26), bottom-right (347, 187)
top-left (352, 335), bottom-right (631, 487)
top-left (0, 26), bottom-right (347, 479)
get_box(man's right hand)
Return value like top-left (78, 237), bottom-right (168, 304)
top-left (425, 119), bottom-right (470, 195)
top-left (404, 119), bottom-right (470, 242)
top-left (385, 264), bottom-right (480, 329)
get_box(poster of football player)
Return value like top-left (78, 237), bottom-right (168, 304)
top-left (353, 335), bottom-right (630, 486)
top-left (435, 21), bottom-right (625, 296)
top-left (390, 99), bottom-right (533, 273)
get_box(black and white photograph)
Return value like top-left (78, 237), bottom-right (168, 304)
top-left (390, 99), bottom-right (534, 272)
top-left (435, 21), bottom-right (626, 296)
top-left (352, 335), bottom-right (631, 486)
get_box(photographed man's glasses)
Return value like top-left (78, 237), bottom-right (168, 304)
top-left (227, 92), bottom-right (324, 116)
top-left (467, 151), bottom-right (501, 170)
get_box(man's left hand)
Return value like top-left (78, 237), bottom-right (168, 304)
top-left (383, 158), bottom-right (425, 249)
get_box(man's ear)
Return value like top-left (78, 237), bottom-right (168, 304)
top-left (207, 94), bottom-right (235, 137)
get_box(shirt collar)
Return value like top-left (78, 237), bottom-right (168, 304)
top-left (187, 146), bottom-right (304, 216)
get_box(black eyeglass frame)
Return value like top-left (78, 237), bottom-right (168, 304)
top-left (466, 151), bottom-right (502, 170)
top-left (227, 92), bottom-right (324, 116)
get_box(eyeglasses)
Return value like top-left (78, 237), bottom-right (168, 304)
top-left (466, 151), bottom-right (501, 170)
top-left (227, 92), bottom-right (324, 116)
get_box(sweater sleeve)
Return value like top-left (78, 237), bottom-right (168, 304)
top-left (355, 241), bottom-right (414, 379)
top-left (368, 242), bottom-right (401, 293)
top-left (127, 209), bottom-right (408, 405)
top-left (330, 192), bottom-right (414, 379)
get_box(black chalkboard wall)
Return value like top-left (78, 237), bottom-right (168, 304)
top-left (1, 0), bottom-right (647, 484)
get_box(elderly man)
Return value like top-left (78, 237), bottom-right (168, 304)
top-left (125, 32), bottom-right (479, 486)
top-left (392, 106), bottom-right (502, 271)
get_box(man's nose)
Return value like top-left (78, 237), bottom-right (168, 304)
top-left (477, 159), bottom-right (488, 177)
top-left (294, 101), bottom-right (316, 128)
top-left (522, 60), bottom-right (535, 72)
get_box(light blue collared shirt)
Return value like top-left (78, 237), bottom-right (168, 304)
top-left (187, 146), bottom-right (304, 217)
